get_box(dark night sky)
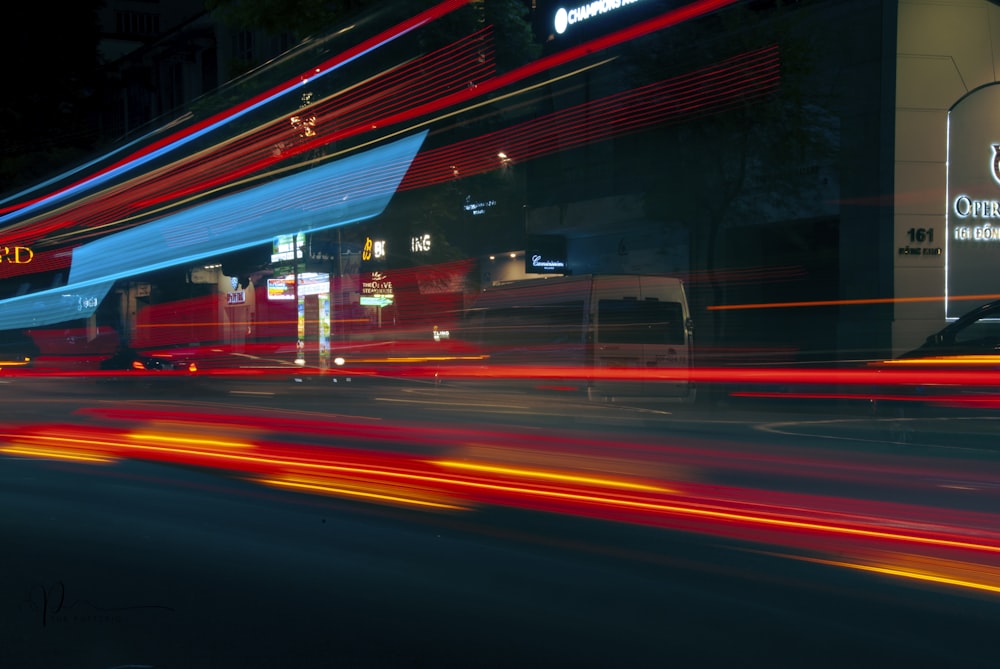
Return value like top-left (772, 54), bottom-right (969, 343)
top-left (0, 2), bottom-right (104, 193)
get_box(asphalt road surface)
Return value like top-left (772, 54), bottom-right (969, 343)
top-left (2, 374), bottom-right (999, 668)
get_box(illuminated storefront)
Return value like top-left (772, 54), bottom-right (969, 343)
top-left (944, 84), bottom-right (1000, 319)
top-left (892, 0), bottom-right (1000, 352)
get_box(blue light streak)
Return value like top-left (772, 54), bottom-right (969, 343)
top-left (0, 15), bottom-right (429, 229)
top-left (0, 132), bottom-right (426, 330)
top-left (0, 122), bottom-right (177, 208)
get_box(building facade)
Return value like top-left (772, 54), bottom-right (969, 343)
top-left (8, 0), bottom-right (1000, 369)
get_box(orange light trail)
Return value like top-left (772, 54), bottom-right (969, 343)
top-left (260, 474), bottom-right (467, 511)
top-left (0, 444), bottom-right (116, 464)
top-left (435, 460), bottom-right (669, 493)
top-left (877, 355), bottom-right (1000, 366)
top-left (708, 293), bottom-right (1000, 311)
top-left (785, 554), bottom-right (1000, 596)
top-left (5, 423), bottom-right (1000, 562)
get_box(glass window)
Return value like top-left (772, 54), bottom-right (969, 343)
top-left (598, 299), bottom-right (685, 345)
top-left (474, 301), bottom-right (585, 348)
top-left (952, 305), bottom-right (1000, 347)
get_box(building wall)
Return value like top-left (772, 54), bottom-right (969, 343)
top-left (894, 0), bottom-right (1000, 354)
top-left (97, 0), bottom-right (295, 143)
top-left (820, 0), bottom-right (897, 362)
top-left (522, 0), bottom-right (895, 362)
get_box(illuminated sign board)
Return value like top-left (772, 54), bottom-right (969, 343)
top-left (297, 272), bottom-right (329, 296)
top-left (361, 271), bottom-right (393, 294)
top-left (0, 246), bottom-right (33, 265)
top-left (271, 234), bottom-right (303, 263)
top-left (267, 278), bottom-right (295, 300)
top-left (267, 273), bottom-right (328, 300)
top-left (553, 0), bottom-right (648, 35)
top-left (530, 255), bottom-right (566, 271)
top-left (525, 235), bottom-right (567, 275)
top-left (411, 233), bottom-right (432, 253)
top-left (463, 197), bottom-right (496, 216)
top-left (361, 271), bottom-right (394, 306)
top-left (362, 236), bottom-right (386, 261)
top-left (360, 295), bottom-right (393, 307)
top-left (226, 291), bottom-right (246, 305)
top-left (946, 83), bottom-right (1000, 318)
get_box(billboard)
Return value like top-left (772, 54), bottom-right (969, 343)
top-left (525, 235), bottom-right (567, 274)
top-left (267, 277), bottom-right (295, 300)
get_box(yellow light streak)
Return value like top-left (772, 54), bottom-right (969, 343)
top-left (790, 555), bottom-right (1000, 596)
top-left (259, 475), bottom-right (466, 511)
top-left (10, 430), bottom-right (1000, 558)
top-left (434, 459), bottom-right (669, 492)
top-left (394, 474), bottom-right (1000, 557)
top-left (129, 431), bottom-right (256, 451)
top-left (709, 294), bottom-right (1000, 311)
top-left (0, 444), bottom-right (116, 464)
top-left (877, 355), bottom-right (1000, 366)
top-left (9, 433), bottom-right (135, 451)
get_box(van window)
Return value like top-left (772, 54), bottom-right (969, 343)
top-left (475, 301), bottom-right (586, 347)
top-left (598, 299), bottom-right (685, 345)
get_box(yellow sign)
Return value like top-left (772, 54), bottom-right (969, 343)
top-left (0, 246), bottom-right (33, 264)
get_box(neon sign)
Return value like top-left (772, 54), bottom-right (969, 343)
top-left (949, 160), bottom-right (1000, 242)
top-left (554, 0), bottom-right (648, 35)
top-left (361, 271), bottom-right (394, 307)
top-left (525, 235), bottom-right (567, 275)
top-left (362, 236), bottom-right (386, 261)
top-left (411, 233), bottom-right (432, 253)
top-left (0, 246), bottom-right (33, 264)
top-left (463, 198), bottom-right (496, 215)
top-left (531, 254), bottom-right (566, 270)
top-left (944, 84), bottom-right (1000, 318)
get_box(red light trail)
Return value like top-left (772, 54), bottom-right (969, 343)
top-left (400, 45), bottom-right (780, 190)
top-left (0, 0), bottom-right (476, 221)
top-left (4, 404), bottom-right (1000, 596)
top-left (3, 0), bottom-right (744, 254)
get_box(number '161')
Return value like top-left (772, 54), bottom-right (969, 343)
top-left (1, 246), bottom-right (33, 263)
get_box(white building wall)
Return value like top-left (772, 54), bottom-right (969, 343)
top-left (894, 0), bottom-right (1000, 354)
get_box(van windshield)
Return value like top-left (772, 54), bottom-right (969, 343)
top-left (598, 299), bottom-right (685, 345)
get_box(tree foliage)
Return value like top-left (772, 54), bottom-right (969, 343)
top-left (628, 3), bottom-right (836, 348)
top-left (205, 0), bottom-right (379, 40)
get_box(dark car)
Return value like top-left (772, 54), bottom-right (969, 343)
top-left (900, 299), bottom-right (1000, 359)
top-left (872, 301), bottom-right (1000, 436)
top-left (0, 330), bottom-right (40, 369)
top-left (100, 346), bottom-right (198, 373)
top-left (134, 354), bottom-right (199, 372)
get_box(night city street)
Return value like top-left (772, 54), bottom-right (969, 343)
top-left (4, 0), bottom-right (1000, 667)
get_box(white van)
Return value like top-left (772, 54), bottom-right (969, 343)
top-left (463, 274), bottom-right (694, 401)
